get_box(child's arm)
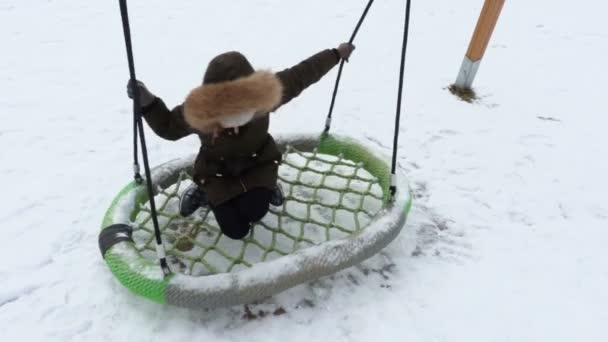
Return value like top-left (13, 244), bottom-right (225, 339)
top-left (141, 98), bottom-right (192, 141)
top-left (127, 80), bottom-right (192, 141)
top-left (274, 43), bottom-right (355, 110)
top-left (275, 49), bottom-right (340, 109)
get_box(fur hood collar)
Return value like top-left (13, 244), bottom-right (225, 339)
top-left (183, 71), bottom-right (283, 133)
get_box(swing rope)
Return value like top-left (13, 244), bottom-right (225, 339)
top-left (118, 0), bottom-right (170, 275)
top-left (324, 0), bottom-right (375, 134)
top-left (391, 0), bottom-right (412, 197)
top-left (323, 0), bottom-right (412, 199)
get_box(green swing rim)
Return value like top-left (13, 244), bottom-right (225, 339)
top-left (100, 133), bottom-right (412, 307)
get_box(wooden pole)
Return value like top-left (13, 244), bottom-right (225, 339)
top-left (454, 0), bottom-right (505, 89)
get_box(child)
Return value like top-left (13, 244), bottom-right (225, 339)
top-left (127, 43), bottom-right (355, 240)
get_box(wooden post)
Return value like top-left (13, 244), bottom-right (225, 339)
top-left (454, 0), bottom-right (505, 89)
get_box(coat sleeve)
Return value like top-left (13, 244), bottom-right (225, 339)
top-left (141, 97), bottom-right (193, 141)
top-left (274, 48), bottom-right (341, 109)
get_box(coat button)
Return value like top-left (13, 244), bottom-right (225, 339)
top-left (251, 153), bottom-right (257, 158)
top-left (216, 173), bottom-right (223, 177)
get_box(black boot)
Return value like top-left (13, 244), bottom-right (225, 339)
top-left (269, 183), bottom-right (284, 207)
top-left (179, 184), bottom-right (209, 217)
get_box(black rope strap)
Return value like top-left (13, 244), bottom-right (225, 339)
top-left (324, 0), bottom-right (375, 134)
top-left (118, 0), bottom-right (170, 276)
top-left (390, 0), bottom-right (412, 198)
top-left (118, 0), bottom-right (143, 184)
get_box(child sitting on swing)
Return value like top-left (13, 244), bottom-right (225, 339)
top-left (127, 42), bottom-right (355, 240)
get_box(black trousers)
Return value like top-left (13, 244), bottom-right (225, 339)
top-left (211, 187), bottom-right (272, 240)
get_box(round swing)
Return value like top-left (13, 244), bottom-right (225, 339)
top-left (99, 0), bottom-right (413, 309)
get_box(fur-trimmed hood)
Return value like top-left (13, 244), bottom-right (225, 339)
top-left (183, 71), bottom-right (283, 133)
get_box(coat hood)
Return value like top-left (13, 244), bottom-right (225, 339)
top-left (183, 52), bottom-right (283, 133)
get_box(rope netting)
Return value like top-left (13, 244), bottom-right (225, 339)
top-left (131, 146), bottom-right (385, 277)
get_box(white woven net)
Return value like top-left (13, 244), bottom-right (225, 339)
top-left (131, 146), bottom-right (385, 276)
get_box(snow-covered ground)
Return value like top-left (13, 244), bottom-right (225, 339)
top-left (1, 0), bottom-right (607, 341)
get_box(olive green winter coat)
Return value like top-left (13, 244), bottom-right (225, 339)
top-left (141, 48), bottom-right (340, 205)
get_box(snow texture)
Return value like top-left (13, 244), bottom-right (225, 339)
top-left (1, 0), bottom-right (607, 341)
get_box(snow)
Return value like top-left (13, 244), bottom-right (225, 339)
top-left (1, 0), bottom-right (607, 341)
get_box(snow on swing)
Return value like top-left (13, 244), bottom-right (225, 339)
top-left (100, 134), bottom-right (412, 309)
top-left (131, 146), bottom-right (386, 277)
